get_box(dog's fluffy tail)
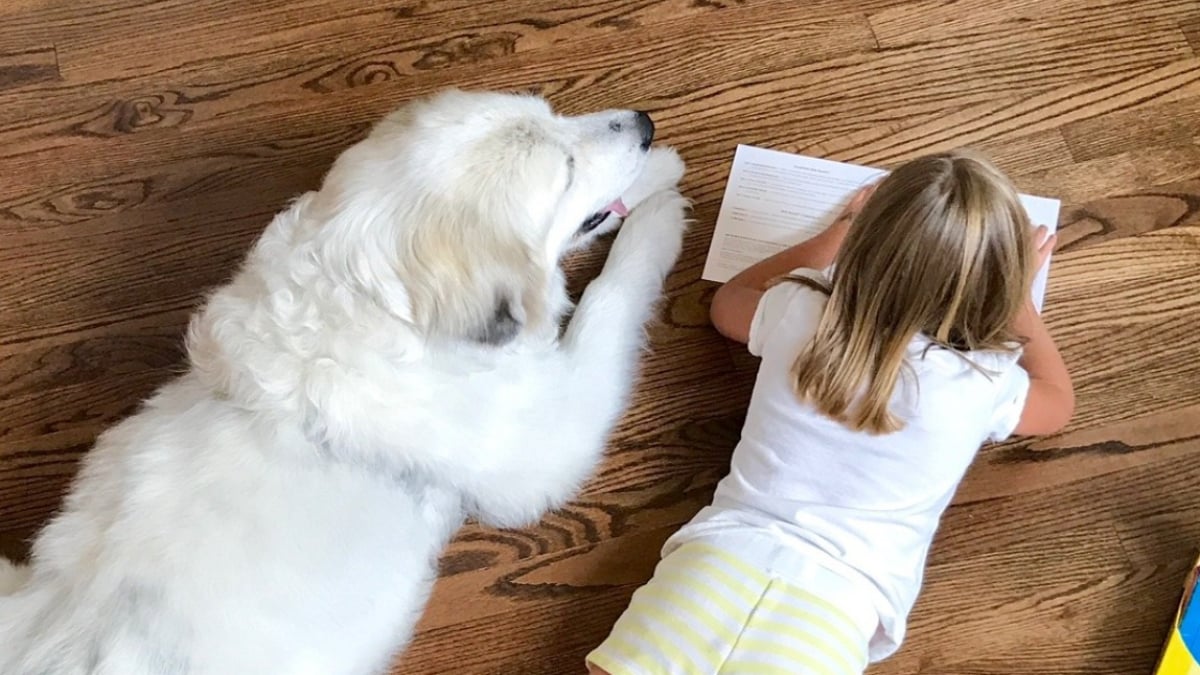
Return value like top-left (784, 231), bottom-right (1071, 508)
top-left (0, 557), bottom-right (30, 595)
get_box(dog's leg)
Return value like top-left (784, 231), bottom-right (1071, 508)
top-left (467, 161), bottom-right (689, 529)
top-left (560, 186), bottom-right (689, 417)
top-left (621, 147), bottom-right (686, 213)
top-left (560, 147), bottom-right (689, 381)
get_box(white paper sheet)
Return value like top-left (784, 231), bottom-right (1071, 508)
top-left (702, 144), bottom-right (1061, 311)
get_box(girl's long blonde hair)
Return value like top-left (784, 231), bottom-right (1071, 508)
top-left (786, 149), bottom-right (1035, 435)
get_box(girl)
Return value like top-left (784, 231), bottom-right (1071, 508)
top-left (586, 149), bottom-right (1074, 675)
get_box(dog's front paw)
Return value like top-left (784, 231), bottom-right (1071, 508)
top-left (622, 146), bottom-right (686, 211)
top-left (607, 188), bottom-right (690, 282)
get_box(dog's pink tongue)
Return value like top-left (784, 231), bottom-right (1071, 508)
top-left (605, 198), bottom-right (629, 218)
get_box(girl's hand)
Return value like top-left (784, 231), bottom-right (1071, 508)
top-left (710, 181), bottom-right (879, 344)
top-left (1016, 225), bottom-right (1058, 316)
top-left (1032, 225), bottom-right (1057, 279)
top-left (1011, 225), bottom-right (1074, 436)
top-left (832, 182), bottom-right (877, 227)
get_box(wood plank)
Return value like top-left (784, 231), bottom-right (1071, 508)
top-left (1, 0), bottom-right (901, 83)
top-left (1182, 16), bottom-right (1200, 53)
top-left (404, 527), bottom-right (676, 675)
top-left (796, 57), bottom-right (1200, 175)
top-left (0, 429), bottom-right (93, 533)
top-left (1109, 459), bottom-right (1200, 568)
top-left (869, 0), bottom-right (1198, 49)
top-left (0, 13), bottom-right (1188, 295)
top-left (424, 526), bottom-right (672, 633)
top-left (0, 368), bottom-right (167, 449)
top-left (0, 2), bottom-right (875, 172)
top-left (0, 47), bottom-right (58, 92)
top-left (798, 116), bottom-right (1080, 177)
top-left (643, 58), bottom-right (1200, 222)
top-left (881, 550), bottom-right (1188, 674)
top-left (1062, 95), bottom-right (1200, 161)
top-left (960, 403), bottom-right (1200, 505)
top-left (0, 10), bottom-right (873, 213)
top-left (1014, 143), bottom-right (1200, 205)
top-left (0, 120), bottom-right (360, 229)
top-left (885, 452), bottom-right (1200, 674)
top-left (0, 206), bottom-right (270, 345)
top-left (1042, 228), bottom-right (1200, 428)
top-left (0, 523), bottom-right (38, 562)
top-left (0, 0), bottom-right (1187, 187)
top-left (1055, 178), bottom-right (1200, 250)
top-left (0, 315), bottom-right (184, 399)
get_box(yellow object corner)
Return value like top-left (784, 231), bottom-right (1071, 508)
top-left (1157, 628), bottom-right (1200, 675)
top-left (1154, 554), bottom-right (1200, 675)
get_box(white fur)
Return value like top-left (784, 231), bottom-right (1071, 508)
top-left (0, 89), bottom-right (688, 674)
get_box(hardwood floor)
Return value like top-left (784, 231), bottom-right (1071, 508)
top-left (1, 1), bottom-right (1198, 673)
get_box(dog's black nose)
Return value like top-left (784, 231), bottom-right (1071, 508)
top-left (634, 110), bottom-right (654, 150)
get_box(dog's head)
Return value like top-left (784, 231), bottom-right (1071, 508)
top-left (312, 89), bottom-right (654, 348)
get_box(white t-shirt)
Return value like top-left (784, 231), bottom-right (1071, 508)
top-left (667, 268), bottom-right (1030, 661)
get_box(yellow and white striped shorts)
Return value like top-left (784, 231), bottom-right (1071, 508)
top-left (587, 539), bottom-right (874, 675)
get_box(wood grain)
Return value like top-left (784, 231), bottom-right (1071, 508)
top-left (0, 47), bottom-right (58, 92)
top-left (797, 57), bottom-right (1200, 176)
top-left (1181, 16), bottom-right (1200, 52)
top-left (868, 0), bottom-right (1199, 49)
top-left (0, 2), bottom-right (1197, 674)
top-left (1062, 95), bottom-right (1200, 161)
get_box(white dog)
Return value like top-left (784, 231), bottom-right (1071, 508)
top-left (0, 89), bottom-right (688, 674)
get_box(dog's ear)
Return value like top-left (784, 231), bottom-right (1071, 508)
top-left (452, 268), bottom-right (553, 349)
top-left (398, 203), bottom-right (554, 349)
top-left (469, 254), bottom-right (557, 348)
top-left (392, 126), bottom-right (569, 348)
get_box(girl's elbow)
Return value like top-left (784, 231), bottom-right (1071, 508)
top-left (709, 285), bottom-right (752, 344)
top-left (1040, 384), bottom-right (1077, 435)
top-left (708, 284), bottom-right (729, 327)
top-left (1054, 386), bottom-right (1077, 432)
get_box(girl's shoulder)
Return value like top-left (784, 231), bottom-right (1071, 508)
top-left (908, 335), bottom-right (1023, 374)
top-left (901, 339), bottom-right (1029, 440)
top-left (748, 266), bottom-right (832, 357)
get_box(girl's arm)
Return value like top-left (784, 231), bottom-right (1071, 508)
top-left (1013, 228), bottom-right (1075, 435)
top-left (710, 184), bottom-right (874, 344)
